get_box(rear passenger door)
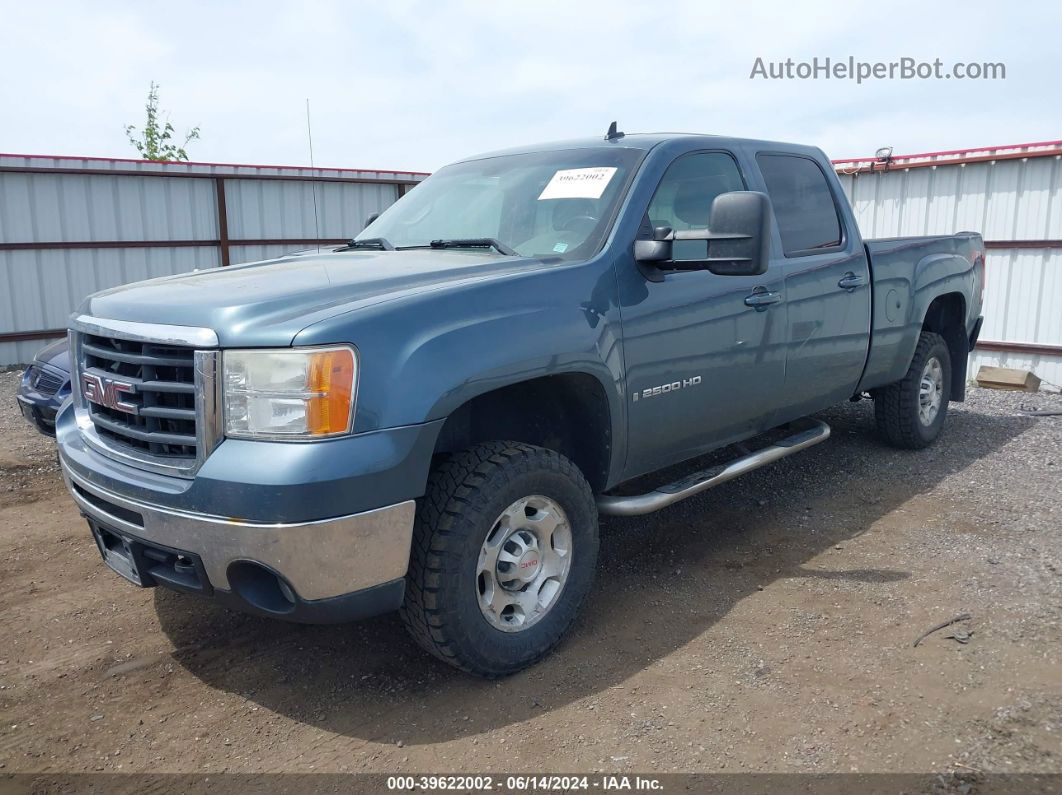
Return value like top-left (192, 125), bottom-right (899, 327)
top-left (754, 152), bottom-right (872, 420)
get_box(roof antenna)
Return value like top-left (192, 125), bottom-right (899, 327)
top-left (306, 98), bottom-right (321, 252)
top-left (605, 121), bottom-right (624, 141)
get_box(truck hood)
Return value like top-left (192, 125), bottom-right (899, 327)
top-left (80, 249), bottom-right (553, 347)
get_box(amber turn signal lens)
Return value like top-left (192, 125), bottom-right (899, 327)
top-left (306, 348), bottom-right (356, 435)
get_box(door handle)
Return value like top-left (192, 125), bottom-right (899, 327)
top-left (744, 289), bottom-right (782, 309)
top-left (838, 272), bottom-right (866, 290)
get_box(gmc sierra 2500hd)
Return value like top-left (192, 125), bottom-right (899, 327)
top-left (56, 127), bottom-right (984, 676)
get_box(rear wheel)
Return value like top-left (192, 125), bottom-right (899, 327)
top-left (400, 441), bottom-right (599, 677)
top-left (874, 331), bottom-right (952, 449)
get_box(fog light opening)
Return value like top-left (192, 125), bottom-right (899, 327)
top-left (278, 579), bottom-right (296, 605)
top-left (227, 561), bottom-right (298, 615)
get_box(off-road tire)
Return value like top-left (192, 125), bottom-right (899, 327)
top-left (874, 331), bottom-right (952, 449)
top-left (400, 441), bottom-right (599, 677)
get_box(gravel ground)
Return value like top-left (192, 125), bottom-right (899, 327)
top-left (0, 368), bottom-right (1059, 786)
top-left (0, 370), bottom-right (58, 510)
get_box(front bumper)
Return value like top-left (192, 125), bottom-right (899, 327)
top-left (56, 399), bottom-right (442, 523)
top-left (62, 460), bottom-right (415, 623)
top-left (16, 372), bottom-right (68, 435)
top-left (17, 394), bottom-right (59, 435)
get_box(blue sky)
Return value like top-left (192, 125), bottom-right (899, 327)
top-left (1, 0), bottom-right (1060, 172)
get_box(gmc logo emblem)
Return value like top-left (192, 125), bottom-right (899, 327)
top-left (81, 372), bottom-right (138, 415)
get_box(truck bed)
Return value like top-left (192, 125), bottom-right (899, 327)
top-left (858, 231), bottom-right (985, 393)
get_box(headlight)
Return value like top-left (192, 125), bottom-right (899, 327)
top-left (222, 346), bottom-right (357, 439)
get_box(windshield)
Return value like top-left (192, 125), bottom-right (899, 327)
top-left (355, 147), bottom-right (644, 260)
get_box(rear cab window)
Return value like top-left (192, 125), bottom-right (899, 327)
top-left (756, 153), bottom-right (843, 256)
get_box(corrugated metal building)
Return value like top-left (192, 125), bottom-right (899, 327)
top-left (3, 142), bottom-right (1060, 388)
top-left (834, 140), bottom-right (1062, 388)
top-left (0, 153), bottom-right (428, 366)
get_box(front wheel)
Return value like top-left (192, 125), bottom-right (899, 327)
top-left (874, 331), bottom-right (952, 449)
top-left (400, 441), bottom-right (599, 677)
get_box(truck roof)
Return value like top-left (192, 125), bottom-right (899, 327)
top-left (458, 132), bottom-right (828, 163)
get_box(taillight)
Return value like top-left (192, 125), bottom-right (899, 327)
top-left (969, 247), bottom-right (986, 304)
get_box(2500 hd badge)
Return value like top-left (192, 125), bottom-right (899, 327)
top-left (632, 375), bottom-right (702, 401)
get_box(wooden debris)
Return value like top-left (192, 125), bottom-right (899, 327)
top-left (976, 366), bottom-right (1041, 392)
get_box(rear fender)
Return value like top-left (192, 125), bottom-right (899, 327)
top-left (858, 246), bottom-right (977, 392)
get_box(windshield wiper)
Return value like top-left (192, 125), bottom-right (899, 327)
top-left (399, 238), bottom-right (517, 256)
top-left (341, 237), bottom-right (394, 251)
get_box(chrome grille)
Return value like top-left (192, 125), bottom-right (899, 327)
top-left (69, 316), bottom-right (221, 479)
top-left (30, 365), bottom-right (64, 396)
top-left (81, 333), bottom-right (198, 457)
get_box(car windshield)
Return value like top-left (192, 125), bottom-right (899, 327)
top-left (354, 147), bottom-right (644, 260)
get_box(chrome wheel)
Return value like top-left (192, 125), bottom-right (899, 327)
top-left (918, 356), bottom-right (944, 426)
top-left (477, 495), bottom-right (573, 632)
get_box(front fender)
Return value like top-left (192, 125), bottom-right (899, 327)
top-left (293, 258), bottom-right (626, 466)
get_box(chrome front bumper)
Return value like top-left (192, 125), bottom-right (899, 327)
top-left (62, 462), bottom-right (415, 602)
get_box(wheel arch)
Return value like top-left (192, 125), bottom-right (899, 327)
top-left (431, 372), bottom-right (614, 493)
top-left (921, 291), bottom-right (969, 401)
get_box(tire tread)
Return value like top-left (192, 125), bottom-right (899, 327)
top-left (874, 331), bottom-right (951, 449)
top-left (400, 441), bottom-right (596, 676)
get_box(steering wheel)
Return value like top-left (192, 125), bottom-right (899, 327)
top-left (558, 214), bottom-right (599, 237)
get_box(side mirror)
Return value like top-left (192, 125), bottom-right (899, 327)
top-left (634, 191), bottom-right (771, 277)
top-left (701, 191), bottom-right (770, 276)
top-left (633, 226), bottom-right (673, 263)
top-left (364, 212), bottom-right (380, 229)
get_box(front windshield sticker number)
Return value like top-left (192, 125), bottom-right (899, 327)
top-left (538, 167), bottom-right (617, 200)
top-left (553, 242), bottom-right (569, 253)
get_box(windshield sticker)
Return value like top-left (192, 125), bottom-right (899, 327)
top-left (538, 167), bottom-right (617, 200)
top-left (553, 242), bottom-right (569, 253)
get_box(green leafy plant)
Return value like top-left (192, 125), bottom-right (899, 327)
top-left (124, 82), bottom-right (201, 161)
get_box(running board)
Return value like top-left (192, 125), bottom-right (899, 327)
top-left (597, 419), bottom-right (831, 517)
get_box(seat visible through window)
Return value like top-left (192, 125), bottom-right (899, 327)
top-left (647, 153), bottom-right (745, 261)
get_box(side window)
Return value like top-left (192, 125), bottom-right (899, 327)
top-left (647, 152), bottom-right (744, 261)
top-left (756, 154), bottom-right (842, 255)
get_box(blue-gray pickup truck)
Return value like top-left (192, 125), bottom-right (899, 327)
top-left (56, 127), bottom-right (985, 676)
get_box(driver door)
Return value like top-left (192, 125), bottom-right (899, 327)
top-left (620, 150), bottom-right (789, 474)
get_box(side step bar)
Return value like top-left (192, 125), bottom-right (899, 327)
top-left (597, 419), bottom-right (831, 517)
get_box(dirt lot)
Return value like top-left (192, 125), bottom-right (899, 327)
top-left (1, 369), bottom-right (1059, 782)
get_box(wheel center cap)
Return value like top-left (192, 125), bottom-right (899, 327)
top-left (516, 551), bottom-right (540, 576)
